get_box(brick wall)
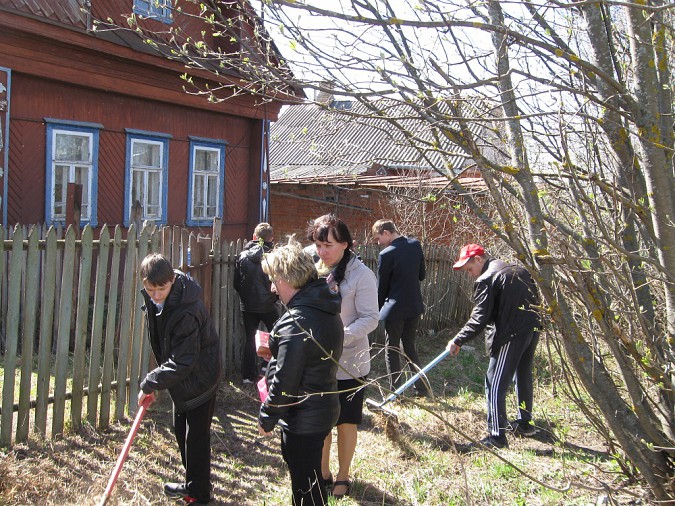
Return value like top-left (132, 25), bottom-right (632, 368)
top-left (269, 182), bottom-right (483, 246)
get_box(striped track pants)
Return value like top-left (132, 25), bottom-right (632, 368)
top-left (485, 330), bottom-right (539, 437)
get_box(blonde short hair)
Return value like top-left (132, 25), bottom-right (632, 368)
top-left (262, 237), bottom-right (317, 289)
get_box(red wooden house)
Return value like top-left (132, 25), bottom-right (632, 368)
top-left (0, 0), bottom-right (300, 239)
top-left (269, 96), bottom-right (488, 244)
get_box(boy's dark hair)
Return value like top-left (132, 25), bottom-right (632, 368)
top-left (372, 219), bottom-right (398, 235)
top-left (254, 222), bottom-right (274, 242)
top-left (140, 253), bottom-right (175, 286)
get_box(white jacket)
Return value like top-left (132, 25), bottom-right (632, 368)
top-left (336, 256), bottom-right (379, 380)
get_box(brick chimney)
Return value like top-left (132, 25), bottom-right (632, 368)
top-left (315, 81), bottom-right (335, 105)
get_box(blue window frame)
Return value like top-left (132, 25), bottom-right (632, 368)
top-left (45, 119), bottom-right (101, 227)
top-left (133, 0), bottom-right (173, 24)
top-left (187, 137), bottom-right (226, 226)
top-left (124, 129), bottom-right (170, 227)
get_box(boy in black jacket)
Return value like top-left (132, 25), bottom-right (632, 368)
top-left (233, 222), bottom-right (279, 383)
top-left (138, 253), bottom-right (221, 505)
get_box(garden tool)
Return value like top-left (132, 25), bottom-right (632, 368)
top-left (366, 348), bottom-right (450, 417)
top-left (98, 393), bottom-right (154, 506)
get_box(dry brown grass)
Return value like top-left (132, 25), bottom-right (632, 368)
top-left (0, 330), bottom-right (650, 505)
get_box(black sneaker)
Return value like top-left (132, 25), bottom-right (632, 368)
top-left (164, 482), bottom-right (188, 498)
top-left (511, 419), bottom-right (539, 437)
top-left (477, 435), bottom-right (508, 449)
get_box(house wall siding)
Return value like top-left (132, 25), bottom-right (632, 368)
top-left (7, 120), bottom-right (44, 225)
top-left (6, 71), bottom-right (259, 238)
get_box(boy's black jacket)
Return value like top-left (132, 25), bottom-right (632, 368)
top-left (140, 271), bottom-right (221, 412)
top-left (233, 240), bottom-right (278, 312)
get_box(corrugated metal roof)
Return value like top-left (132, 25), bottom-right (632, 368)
top-left (0, 0), bottom-right (86, 27)
top-left (269, 97), bottom-right (489, 181)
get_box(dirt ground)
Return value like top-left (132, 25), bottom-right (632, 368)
top-left (0, 331), bottom-right (650, 505)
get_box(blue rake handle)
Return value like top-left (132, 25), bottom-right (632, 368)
top-left (378, 348), bottom-right (451, 407)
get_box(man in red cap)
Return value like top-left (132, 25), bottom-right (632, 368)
top-left (447, 244), bottom-right (541, 449)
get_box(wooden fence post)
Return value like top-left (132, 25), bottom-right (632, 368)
top-left (115, 225), bottom-right (137, 420)
top-left (128, 226), bottom-right (150, 416)
top-left (0, 226), bottom-right (23, 445)
top-left (198, 234), bottom-right (212, 309)
top-left (210, 219), bottom-right (222, 339)
top-left (52, 226), bottom-right (77, 438)
top-left (34, 228), bottom-right (57, 437)
top-left (0, 225), bottom-right (5, 355)
top-left (70, 226), bottom-right (93, 430)
top-left (16, 227), bottom-right (40, 442)
top-left (88, 225), bottom-right (110, 428)
top-left (225, 240), bottom-right (242, 376)
top-left (100, 226), bottom-right (123, 430)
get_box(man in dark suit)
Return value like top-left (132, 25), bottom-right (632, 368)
top-left (372, 219), bottom-right (429, 396)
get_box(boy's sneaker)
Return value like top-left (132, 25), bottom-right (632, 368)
top-left (184, 496), bottom-right (211, 505)
top-left (472, 435), bottom-right (508, 450)
top-left (164, 482), bottom-right (188, 498)
top-left (511, 419), bottom-right (539, 437)
top-left (242, 378), bottom-right (255, 385)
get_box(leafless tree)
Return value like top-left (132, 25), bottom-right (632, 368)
top-left (102, 0), bottom-right (675, 499)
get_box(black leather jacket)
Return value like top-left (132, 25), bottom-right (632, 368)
top-left (140, 271), bottom-right (222, 412)
top-left (233, 241), bottom-right (278, 312)
top-left (454, 259), bottom-right (540, 356)
top-left (259, 278), bottom-right (344, 434)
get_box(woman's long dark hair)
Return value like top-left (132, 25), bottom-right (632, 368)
top-left (307, 214), bottom-right (353, 284)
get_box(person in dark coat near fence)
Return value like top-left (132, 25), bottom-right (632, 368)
top-left (446, 244), bottom-right (541, 450)
top-left (137, 253), bottom-right (221, 505)
top-left (233, 222), bottom-right (279, 384)
top-left (258, 238), bottom-right (344, 506)
top-left (371, 219), bottom-right (430, 396)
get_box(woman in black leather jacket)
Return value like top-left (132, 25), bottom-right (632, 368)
top-left (258, 239), bottom-right (344, 506)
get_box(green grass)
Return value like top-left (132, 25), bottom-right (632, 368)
top-left (0, 329), bottom-right (649, 505)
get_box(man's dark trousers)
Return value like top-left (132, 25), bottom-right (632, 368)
top-left (485, 329), bottom-right (539, 437)
top-left (173, 395), bottom-right (216, 502)
top-left (384, 317), bottom-right (429, 395)
top-left (242, 310), bottom-right (279, 381)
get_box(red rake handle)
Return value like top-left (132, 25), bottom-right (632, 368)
top-left (98, 394), bottom-right (154, 506)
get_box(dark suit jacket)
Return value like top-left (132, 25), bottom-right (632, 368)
top-left (377, 236), bottom-right (426, 320)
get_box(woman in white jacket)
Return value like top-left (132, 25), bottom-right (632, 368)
top-left (307, 214), bottom-right (379, 499)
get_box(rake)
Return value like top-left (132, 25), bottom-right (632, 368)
top-left (366, 349), bottom-right (450, 417)
top-left (98, 393), bottom-right (154, 506)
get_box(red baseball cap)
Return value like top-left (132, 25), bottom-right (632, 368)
top-left (453, 244), bottom-right (485, 270)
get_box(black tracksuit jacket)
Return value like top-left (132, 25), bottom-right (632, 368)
top-left (454, 259), bottom-right (540, 356)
